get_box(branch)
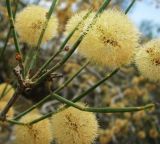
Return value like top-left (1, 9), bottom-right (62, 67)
top-left (125, 0), bottom-right (136, 14)
top-left (15, 68), bottom-right (118, 122)
top-left (13, 61), bottom-right (89, 120)
top-left (0, 0), bottom-right (19, 60)
top-left (53, 93), bottom-right (155, 113)
top-left (6, 0), bottom-right (21, 55)
top-left (28, 93), bottom-right (155, 125)
top-left (0, 87), bottom-right (20, 120)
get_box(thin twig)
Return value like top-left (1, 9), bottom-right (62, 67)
top-left (0, 83), bottom-right (9, 100)
top-left (72, 68), bottom-right (119, 102)
top-left (125, 0), bottom-right (136, 14)
top-left (6, 119), bottom-right (26, 125)
top-left (0, 88), bottom-right (20, 120)
top-left (53, 93), bottom-right (155, 113)
top-left (0, 0), bottom-right (19, 60)
top-left (6, 0), bottom-right (21, 55)
top-left (55, 60), bottom-right (90, 92)
top-left (28, 93), bottom-right (154, 125)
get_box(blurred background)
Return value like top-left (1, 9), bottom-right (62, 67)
top-left (0, 0), bottom-right (160, 144)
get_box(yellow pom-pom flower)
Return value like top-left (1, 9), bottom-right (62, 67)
top-left (149, 128), bottom-right (159, 139)
top-left (65, 10), bottom-right (139, 68)
top-left (15, 5), bottom-right (58, 46)
top-left (0, 83), bottom-right (15, 102)
top-left (14, 114), bottom-right (53, 144)
top-left (51, 103), bottom-right (99, 144)
top-left (137, 131), bottom-right (146, 139)
top-left (135, 39), bottom-right (160, 81)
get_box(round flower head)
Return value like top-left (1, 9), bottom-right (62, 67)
top-left (0, 101), bottom-right (14, 118)
top-left (65, 9), bottom-right (139, 68)
top-left (135, 39), bottom-right (160, 82)
top-left (15, 5), bottom-right (58, 46)
top-left (51, 103), bottom-right (99, 144)
top-left (14, 113), bottom-right (53, 144)
top-left (0, 83), bottom-right (15, 102)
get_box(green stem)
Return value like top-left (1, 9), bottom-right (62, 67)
top-left (53, 93), bottom-right (155, 113)
top-left (0, 84), bottom-right (9, 100)
top-left (6, 0), bottom-right (21, 55)
top-left (6, 119), bottom-right (26, 125)
top-left (24, 48), bottom-right (34, 76)
top-left (0, 84), bottom-right (13, 101)
top-left (28, 93), bottom-right (154, 125)
top-left (28, 112), bottom-right (54, 125)
top-left (37, 0), bottom-right (58, 49)
top-left (0, 87), bottom-right (21, 119)
top-left (95, 0), bottom-right (111, 16)
top-left (73, 68), bottom-right (119, 102)
top-left (55, 68), bottom-right (119, 110)
top-left (55, 60), bottom-right (90, 92)
top-left (25, 52), bottom-right (37, 78)
top-left (0, 0), bottom-right (19, 60)
top-left (125, 0), bottom-right (136, 14)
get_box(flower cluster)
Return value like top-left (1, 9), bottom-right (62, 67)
top-left (13, 103), bottom-right (99, 144)
top-left (1, 2), bottom-right (159, 144)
